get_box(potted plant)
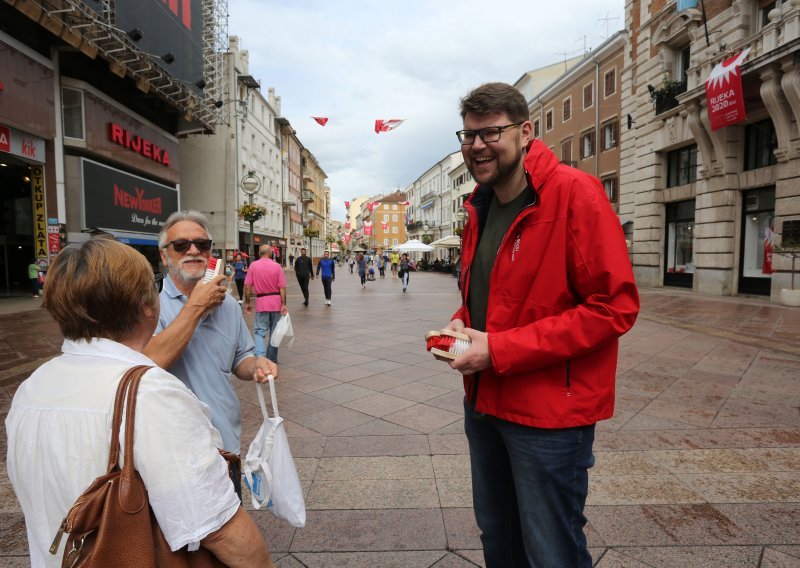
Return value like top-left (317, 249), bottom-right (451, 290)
top-left (774, 239), bottom-right (800, 306)
top-left (236, 203), bottom-right (266, 223)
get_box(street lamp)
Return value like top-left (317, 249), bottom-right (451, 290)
top-left (241, 170), bottom-right (261, 260)
top-left (455, 207), bottom-right (466, 224)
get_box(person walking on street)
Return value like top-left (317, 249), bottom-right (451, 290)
top-left (441, 83), bottom-right (639, 568)
top-left (288, 253), bottom-right (295, 268)
top-left (356, 252), bottom-right (367, 289)
top-left (294, 247), bottom-right (314, 306)
top-left (144, 210), bottom-right (277, 500)
top-left (27, 261), bottom-right (40, 298)
top-left (316, 250), bottom-right (336, 306)
top-left (244, 245), bottom-right (288, 363)
top-left (233, 253), bottom-right (247, 304)
top-left (390, 251), bottom-right (400, 278)
top-left (398, 253), bottom-right (411, 292)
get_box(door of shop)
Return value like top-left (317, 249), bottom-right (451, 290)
top-left (663, 200), bottom-right (695, 288)
top-left (0, 155), bottom-right (36, 295)
top-left (738, 187), bottom-right (774, 295)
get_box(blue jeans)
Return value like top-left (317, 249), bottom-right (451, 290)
top-left (464, 400), bottom-right (595, 568)
top-left (254, 311), bottom-right (281, 363)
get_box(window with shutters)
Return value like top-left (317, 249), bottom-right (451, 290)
top-left (602, 176), bottom-right (618, 202)
top-left (581, 131), bottom-right (595, 159)
top-left (604, 68), bottom-right (616, 97)
top-left (562, 97), bottom-right (572, 122)
top-left (545, 109), bottom-right (554, 132)
top-left (602, 120), bottom-right (618, 150)
top-left (533, 119), bottom-right (540, 138)
top-left (583, 83), bottom-right (593, 109)
top-left (561, 139), bottom-right (572, 163)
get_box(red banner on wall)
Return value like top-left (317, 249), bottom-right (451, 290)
top-left (363, 221), bottom-right (373, 236)
top-left (705, 48), bottom-right (750, 131)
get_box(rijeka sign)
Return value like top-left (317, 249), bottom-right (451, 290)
top-left (705, 48), bottom-right (750, 131)
top-left (108, 123), bottom-right (171, 166)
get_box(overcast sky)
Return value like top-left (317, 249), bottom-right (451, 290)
top-left (228, 0), bottom-right (625, 221)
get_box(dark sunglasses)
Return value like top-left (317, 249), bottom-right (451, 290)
top-left (162, 238), bottom-right (213, 253)
top-left (154, 272), bottom-right (165, 293)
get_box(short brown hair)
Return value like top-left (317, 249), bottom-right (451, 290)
top-left (460, 82), bottom-right (529, 123)
top-left (43, 237), bottom-right (158, 341)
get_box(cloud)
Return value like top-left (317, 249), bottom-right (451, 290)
top-left (229, 0), bottom-right (623, 220)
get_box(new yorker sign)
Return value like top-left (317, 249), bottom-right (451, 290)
top-left (82, 159), bottom-right (178, 234)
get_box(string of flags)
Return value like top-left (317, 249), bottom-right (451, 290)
top-left (309, 117), bottom-right (405, 133)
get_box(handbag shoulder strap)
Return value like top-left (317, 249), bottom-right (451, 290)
top-left (114, 365), bottom-right (153, 514)
top-left (106, 365), bottom-right (151, 472)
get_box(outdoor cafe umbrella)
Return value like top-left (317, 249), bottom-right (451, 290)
top-left (394, 239), bottom-right (434, 253)
top-left (352, 245), bottom-right (367, 252)
top-left (429, 235), bottom-right (461, 248)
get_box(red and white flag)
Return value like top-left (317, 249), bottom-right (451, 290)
top-left (344, 201), bottom-right (350, 209)
top-left (705, 48), bottom-right (750, 131)
top-left (344, 233), bottom-right (351, 243)
top-left (398, 201), bottom-right (410, 206)
top-left (311, 117), bottom-right (329, 126)
top-left (345, 220), bottom-right (351, 230)
top-left (366, 202), bottom-right (375, 212)
top-left (375, 119), bottom-right (405, 133)
top-left (381, 222), bottom-right (389, 232)
top-left (363, 221), bottom-right (373, 236)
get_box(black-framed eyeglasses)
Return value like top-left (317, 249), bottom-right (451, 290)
top-left (154, 272), bottom-right (164, 293)
top-left (162, 238), bottom-right (213, 253)
top-left (456, 122), bottom-right (523, 145)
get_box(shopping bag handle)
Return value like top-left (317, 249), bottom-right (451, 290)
top-left (255, 375), bottom-right (279, 421)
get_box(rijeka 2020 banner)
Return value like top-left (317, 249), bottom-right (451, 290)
top-left (705, 48), bottom-right (750, 131)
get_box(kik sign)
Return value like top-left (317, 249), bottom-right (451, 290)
top-left (0, 123), bottom-right (46, 162)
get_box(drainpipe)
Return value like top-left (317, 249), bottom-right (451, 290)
top-left (591, 52), bottom-right (600, 178)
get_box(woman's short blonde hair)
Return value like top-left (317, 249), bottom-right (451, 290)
top-left (43, 237), bottom-right (159, 341)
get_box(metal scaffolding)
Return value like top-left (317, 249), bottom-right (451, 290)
top-left (5, 0), bottom-right (230, 132)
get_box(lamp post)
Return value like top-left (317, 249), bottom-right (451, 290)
top-left (241, 170), bottom-right (261, 260)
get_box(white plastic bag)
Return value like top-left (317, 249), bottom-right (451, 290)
top-left (269, 314), bottom-right (294, 349)
top-left (242, 378), bottom-right (306, 527)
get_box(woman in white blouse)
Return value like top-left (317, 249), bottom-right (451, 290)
top-left (5, 237), bottom-right (275, 568)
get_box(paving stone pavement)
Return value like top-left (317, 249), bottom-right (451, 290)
top-left (0, 270), bottom-right (799, 567)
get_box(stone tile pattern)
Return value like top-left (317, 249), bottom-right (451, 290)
top-left (1, 277), bottom-right (799, 566)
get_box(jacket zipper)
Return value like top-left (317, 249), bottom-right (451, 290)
top-left (565, 360), bottom-right (572, 396)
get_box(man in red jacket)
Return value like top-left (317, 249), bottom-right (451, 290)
top-left (444, 82), bottom-right (639, 567)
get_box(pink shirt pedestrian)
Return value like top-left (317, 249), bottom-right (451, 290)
top-left (244, 257), bottom-right (286, 312)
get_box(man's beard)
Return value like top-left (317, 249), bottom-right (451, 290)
top-left (167, 255), bottom-right (206, 286)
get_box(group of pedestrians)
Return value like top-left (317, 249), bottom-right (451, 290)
top-left (7, 81), bottom-right (638, 568)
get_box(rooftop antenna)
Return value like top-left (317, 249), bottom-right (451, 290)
top-left (576, 35), bottom-right (590, 55)
top-left (598, 12), bottom-right (620, 39)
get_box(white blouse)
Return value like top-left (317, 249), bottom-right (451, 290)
top-left (5, 338), bottom-right (240, 568)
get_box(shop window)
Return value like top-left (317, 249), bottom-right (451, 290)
top-left (583, 83), bottom-right (593, 109)
top-left (666, 145), bottom-right (697, 187)
top-left (562, 97), bottom-right (572, 122)
top-left (744, 119), bottom-right (777, 171)
top-left (665, 200), bottom-right (696, 285)
top-left (533, 119), bottom-right (540, 138)
top-left (602, 176), bottom-right (618, 203)
top-left (604, 69), bottom-right (616, 97)
top-left (602, 120), bottom-right (618, 150)
top-left (545, 109), bottom-right (553, 131)
top-left (581, 131), bottom-right (595, 159)
top-left (62, 87), bottom-right (85, 140)
top-left (740, 188), bottom-right (775, 293)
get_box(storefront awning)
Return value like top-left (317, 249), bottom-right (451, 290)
top-left (100, 228), bottom-right (160, 246)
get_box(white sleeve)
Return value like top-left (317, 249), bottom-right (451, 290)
top-left (125, 369), bottom-right (240, 551)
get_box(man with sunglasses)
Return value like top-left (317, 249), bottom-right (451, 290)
top-left (145, 210), bottom-right (277, 500)
top-left (441, 83), bottom-right (639, 567)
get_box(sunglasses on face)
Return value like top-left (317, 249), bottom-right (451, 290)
top-left (162, 238), bottom-right (213, 253)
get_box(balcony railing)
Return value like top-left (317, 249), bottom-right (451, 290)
top-left (652, 80), bottom-right (687, 115)
top-left (301, 190), bottom-right (314, 202)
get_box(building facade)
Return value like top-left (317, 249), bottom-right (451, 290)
top-left (406, 151), bottom-right (462, 250)
top-left (622, 0), bottom-right (800, 301)
top-left (301, 148), bottom-right (328, 259)
top-left (530, 32), bottom-right (627, 225)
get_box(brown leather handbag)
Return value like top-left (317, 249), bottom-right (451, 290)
top-left (50, 365), bottom-right (232, 567)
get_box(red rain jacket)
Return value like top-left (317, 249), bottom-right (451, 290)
top-left (453, 140), bottom-right (639, 428)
